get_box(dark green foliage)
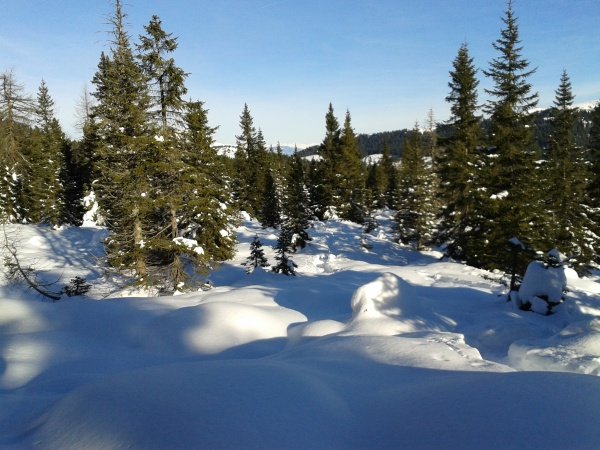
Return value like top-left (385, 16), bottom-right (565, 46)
top-left (479, 1), bottom-right (542, 273)
top-left (541, 71), bottom-right (595, 269)
top-left (243, 236), bottom-right (269, 273)
top-left (24, 80), bottom-right (66, 225)
top-left (233, 104), bottom-right (268, 216)
top-left (437, 43), bottom-right (485, 263)
top-left (90, 1), bottom-right (159, 278)
top-left (260, 169), bottom-right (282, 228)
top-left (588, 101), bottom-right (600, 258)
top-left (137, 15), bottom-right (187, 132)
top-left (64, 276), bottom-right (92, 296)
top-left (315, 103), bottom-right (342, 216)
top-left (338, 111), bottom-right (367, 223)
top-left (272, 227), bottom-right (297, 276)
top-left (283, 151), bottom-right (311, 251)
top-left (395, 127), bottom-right (437, 249)
top-left (0, 70), bottom-right (33, 221)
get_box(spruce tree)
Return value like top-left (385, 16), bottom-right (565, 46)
top-left (272, 227), bottom-right (297, 276)
top-left (137, 15), bottom-right (188, 133)
top-left (315, 103), bottom-right (341, 218)
top-left (544, 71), bottom-right (595, 268)
top-left (243, 236), bottom-right (269, 273)
top-left (588, 101), bottom-right (600, 264)
top-left (260, 169), bottom-right (282, 228)
top-left (395, 126), bottom-right (437, 249)
top-left (283, 150), bottom-right (311, 251)
top-left (90, 0), bottom-right (156, 278)
top-left (438, 43), bottom-right (485, 264)
top-left (480, 0), bottom-right (541, 272)
top-left (0, 70), bottom-right (33, 221)
top-left (25, 80), bottom-right (65, 225)
top-left (380, 141), bottom-right (398, 208)
top-left (234, 104), bottom-right (267, 216)
top-left (338, 110), bottom-right (366, 223)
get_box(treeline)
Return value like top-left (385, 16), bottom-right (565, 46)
top-left (0, 1), bottom-right (598, 288)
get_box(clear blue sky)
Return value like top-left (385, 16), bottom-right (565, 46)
top-left (1, 0), bottom-right (599, 147)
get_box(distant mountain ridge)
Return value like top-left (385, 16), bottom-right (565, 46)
top-left (297, 106), bottom-right (596, 161)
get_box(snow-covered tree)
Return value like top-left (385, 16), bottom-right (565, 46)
top-left (243, 235), bottom-right (269, 274)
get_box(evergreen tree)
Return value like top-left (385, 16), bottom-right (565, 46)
top-left (243, 235), bottom-right (269, 273)
top-left (543, 71), bottom-right (595, 268)
top-left (234, 104), bottom-right (267, 216)
top-left (315, 103), bottom-right (341, 218)
top-left (365, 162), bottom-right (386, 211)
top-left (260, 169), bottom-right (282, 228)
top-left (0, 70), bottom-right (33, 221)
top-left (480, 0), bottom-right (541, 272)
top-left (380, 141), bottom-right (398, 208)
top-left (25, 80), bottom-right (65, 225)
top-left (588, 101), bottom-right (600, 264)
top-left (338, 110), bottom-right (366, 223)
top-left (438, 43), bottom-right (485, 264)
top-left (272, 227), bottom-right (297, 276)
top-left (283, 150), bottom-right (311, 251)
top-left (90, 0), bottom-right (156, 278)
top-left (137, 15), bottom-right (188, 133)
top-left (395, 126), bottom-right (437, 249)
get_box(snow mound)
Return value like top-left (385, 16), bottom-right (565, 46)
top-left (519, 261), bottom-right (566, 306)
top-left (288, 320), bottom-right (345, 344)
top-left (140, 301), bottom-right (306, 356)
top-left (351, 272), bottom-right (403, 319)
top-left (509, 318), bottom-right (600, 375)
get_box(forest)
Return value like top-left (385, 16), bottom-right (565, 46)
top-left (0, 0), bottom-right (598, 292)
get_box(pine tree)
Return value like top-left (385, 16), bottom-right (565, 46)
top-left (543, 71), bottom-right (595, 268)
top-left (480, 0), bottom-right (541, 272)
top-left (0, 70), bottom-right (33, 221)
top-left (283, 150), bottom-right (311, 251)
top-left (365, 162), bottom-right (386, 211)
top-left (588, 101), bottom-right (600, 264)
top-left (380, 141), bottom-right (398, 208)
top-left (25, 80), bottom-right (65, 225)
top-left (90, 0), bottom-right (156, 278)
top-left (243, 235), bottom-right (269, 273)
top-left (338, 110), bottom-right (366, 223)
top-left (395, 126), bottom-right (437, 249)
top-left (438, 43), bottom-right (485, 264)
top-left (234, 104), bottom-right (267, 216)
top-left (315, 103), bottom-right (341, 218)
top-left (137, 15), bottom-right (188, 133)
top-left (260, 169), bottom-right (282, 228)
top-left (272, 227), bottom-right (297, 276)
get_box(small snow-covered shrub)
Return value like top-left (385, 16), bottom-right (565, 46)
top-left (64, 276), bottom-right (92, 297)
top-left (517, 253), bottom-right (567, 315)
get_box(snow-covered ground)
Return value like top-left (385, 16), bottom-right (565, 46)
top-left (1, 213), bottom-right (600, 449)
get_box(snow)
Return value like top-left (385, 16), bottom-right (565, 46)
top-left (1, 214), bottom-right (600, 448)
top-left (519, 260), bottom-right (567, 306)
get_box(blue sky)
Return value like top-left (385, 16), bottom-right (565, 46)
top-left (1, 0), bottom-right (599, 147)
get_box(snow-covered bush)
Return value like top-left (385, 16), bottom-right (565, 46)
top-left (517, 250), bottom-right (567, 315)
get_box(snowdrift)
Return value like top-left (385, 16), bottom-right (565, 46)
top-left (1, 217), bottom-right (600, 449)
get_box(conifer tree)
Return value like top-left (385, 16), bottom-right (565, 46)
top-left (90, 0), bottom-right (156, 278)
top-left (543, 71), bottom-right (595, 267)
top-left (380, 141), bottom-right (398, 208)
top-left (365, 162), bottom-right (386, 211)
top-left (480, 1), bottom-right (541, 272)
top-left (25, 80), bottom-right (65, 225)
top-left (137, 15), bottom-right (187, 133)
top-left (395, 126), bottom-right (437, 249)
top-left (283, 150), bottom-right (311, 251)
top-left (260, 169), bottom-right (282, 228)
top-left (588, 101), bottom-right (600, 263)
top-left (338, 110), bottom-right (366, 223)
top-left (0, 70), bottom-right (33, 221)
top-left (243, 236), bottom-right (269, 273)
top-left (315, 103), bottom-right (341, 218)
top-left (438, 43), bottom-right (484, 263)
top-left (234, 104), bottom-right (267, 216)
top-left (272, 227), bottom-right (297, 276)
